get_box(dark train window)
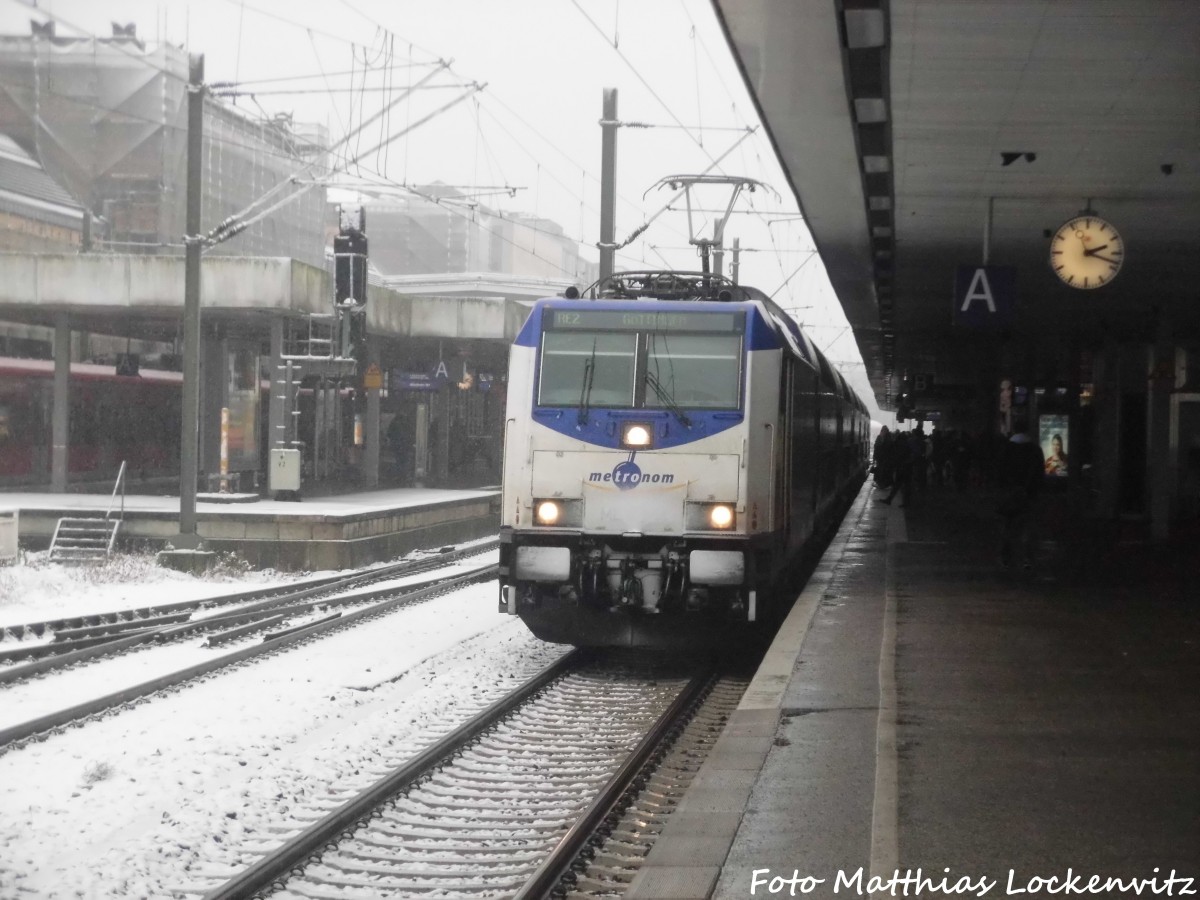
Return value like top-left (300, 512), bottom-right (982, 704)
top-left (538, 308), bottom-right (747, 411)
top-left (538, 331), bottom-right (637, 407)
top-left (645, 333), bottom-right (742, 410)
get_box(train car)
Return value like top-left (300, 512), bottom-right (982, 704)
top-left (0, 357), bottom-right (183, 485)
top-left (498, 271), bottom-right (870, 647)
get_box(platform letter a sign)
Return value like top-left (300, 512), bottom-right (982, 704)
top-left (954, 265), bottom-right (1016, 328)
top-left (960, 269), bottom-right (995, 313)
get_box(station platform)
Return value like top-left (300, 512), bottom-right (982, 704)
top-left (2, 487), bottom-right (499, 570)
top-left (631, 481), bottom-right (1200, 899)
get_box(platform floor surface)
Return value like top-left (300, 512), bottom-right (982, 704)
top-left (632, 481), bottom-right (1200, 899)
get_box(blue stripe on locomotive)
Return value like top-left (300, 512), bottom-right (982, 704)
top-left (517, 298), bottom-right (784, 451)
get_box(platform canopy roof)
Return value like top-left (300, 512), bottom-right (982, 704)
top-left (711, 0), bottom-right (1200, 415)
top-left (0, 255), bottom-right (532, 343)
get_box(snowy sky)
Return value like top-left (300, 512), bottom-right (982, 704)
top-left (0, 0), bottom-right (889, 422)
top-left (0, 547), bottom-right (574, 898)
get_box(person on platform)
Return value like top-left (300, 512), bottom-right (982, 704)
top-left (878, 427), bottom-right (913, 507)
top-left (873, 426), bottom-right (894, 488)
top-left (997, 422), bottom-right (1046, 569)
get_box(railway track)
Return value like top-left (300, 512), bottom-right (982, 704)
top-left (0, 551), bottom-right (499, 750)
top-left (0, 540), bottom-right (498, 681)
top-left (561, 676), bottom-right (747, 897)
top-left (201, 651), bottom-right (745, 900)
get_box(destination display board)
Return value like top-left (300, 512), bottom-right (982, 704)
top-left (546, 309), bottom-right (742, 333)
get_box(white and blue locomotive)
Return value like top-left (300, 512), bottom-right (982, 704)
top-left (499, 271), bottom-right (869, 646)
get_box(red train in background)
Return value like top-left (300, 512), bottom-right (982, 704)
top-left (0, 357), bottom-right (183, 485)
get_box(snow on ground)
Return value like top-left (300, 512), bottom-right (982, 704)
top-left (0, 552), bottom-right (500, 731)
top-left (0, 550), bottom-right (305, 625)
top-left (0, 552), bottom-right (566, 900)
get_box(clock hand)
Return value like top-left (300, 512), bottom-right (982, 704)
top-left (1082, 244), bottom-right (1109, 257)
top-left (1089, 253), bottom-right (1119, 265)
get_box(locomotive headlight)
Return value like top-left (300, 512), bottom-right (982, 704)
top-left (532, 498), bottom-right (582, 528)
top-left (708, 504), bottom-right (735, 530)
top-left (621, 423), bottom-right (653, 449)
top-left (535, 500), bottom-right (561, 525)
top-left (685, 501), bottom-right (738, 532)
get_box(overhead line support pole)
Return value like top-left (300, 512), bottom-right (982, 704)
top-left (180, 54), bottom-right (205, 545)
top-left (599, 88), bottom-right (618, 284)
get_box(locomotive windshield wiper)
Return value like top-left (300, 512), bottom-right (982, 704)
top-left (645, 370), bottom-right (691, 428)
top-left (577, 339), bottom-right (597, 426)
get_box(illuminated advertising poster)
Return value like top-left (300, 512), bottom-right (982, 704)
top-left (1039, 413), bottom-right (1070, 478)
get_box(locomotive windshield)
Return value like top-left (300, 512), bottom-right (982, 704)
top-left (536, 309), bottom-right (745, 410)
top-left (644, 333), bottom-right (741, 409)
top-left (538, 332), bottom-right (637, 407)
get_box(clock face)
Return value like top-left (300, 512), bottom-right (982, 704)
top-left (1050, 216), bottom-right (1124, 289)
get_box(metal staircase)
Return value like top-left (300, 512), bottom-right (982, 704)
top-left (48, 461), bottom-right (126, 564)
top-left (47, 517), bottom-right (120, 563)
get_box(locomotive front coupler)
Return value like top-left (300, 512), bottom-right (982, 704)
top-left (614, 557), bottom-right (643, 610)
top-left (576, 545), bottom-right (604, 604)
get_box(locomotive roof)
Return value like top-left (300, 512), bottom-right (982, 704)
top-left (580, 269), bottom-right (769, 303)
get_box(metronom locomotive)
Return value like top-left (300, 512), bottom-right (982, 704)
top-left (498, 271), bottom-right (869, 647)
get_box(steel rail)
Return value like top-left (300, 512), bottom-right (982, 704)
top-left (0, 571), bottom-right (346, 640)
top-left (200, 649), bottom-right (584, 900)
top-left (0, 541), bottom-right (498, 684)
top-left (0, 540), bottom-right (498, 644)
top-left (0, 563), bottom-right (498, 749)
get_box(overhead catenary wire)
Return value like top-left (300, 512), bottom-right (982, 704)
top-left (570, 0), bottom-right (806, 302)
top-left (278, 71), bottom-right (619, 259)
top-left (208, 79), bottom-right (483, 247)
top-left (214, 0), bottom-right (436, 61)
top-left (675, 0), bottom-right (750, 119)
top-left (210, 83), bottom-right (473, 97)
top-left (572, 0), bottom-right (818, 311)
top-left (651, 245), bottom-right (817, 254)
top-left (690, 24), bottom-right (704, 145)
top-left (570, 0), bottom-right (704, 151)
top-left (208, 61), bottom-right (437, 89)
top-left (769, 253), bottom-right (819, 300)
top-left (470, 98), bottom-right (509, 200)
top-left (473, 101), bottom-right (656, 235)
top-left (204, 60), bottom-right (457, 245)
top-left (266, 0), bottom-right (718, 257)
top-left (618, 122), bottom-right (750, 132)
top-left (384, 33), bottom-right (396, 172)
top-left (609, 127), bottom-right (757, 252)
top-left (313, 164), bottom-right (590, 280)
top-left (307, 28), bottom-right (352, 172)
top-left (233, 0), bottom-right (246, 95)
top-left (212, 0), bottom-right (705, 262)
top-left (205, 0), bottom-right (573, 249)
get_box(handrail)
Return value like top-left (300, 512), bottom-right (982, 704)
top-left (105, 460), bottom-right (127, 522)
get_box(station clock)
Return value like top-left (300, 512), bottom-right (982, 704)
top-left (1049, 215), bottom-right (1124, 289)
